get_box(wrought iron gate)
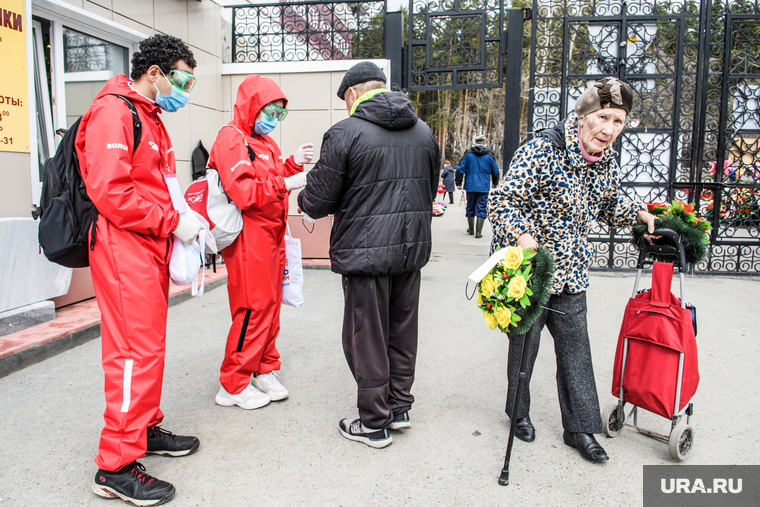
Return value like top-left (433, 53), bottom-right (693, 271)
top-left (528, 0), bottom-right (760, 274)
top-left (407, 0), bottom-right (506, 90)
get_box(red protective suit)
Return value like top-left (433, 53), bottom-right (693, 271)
top-left (75, 75), bottom-right (180, 472)
top-left (208, 75), bottom-right (303, 394)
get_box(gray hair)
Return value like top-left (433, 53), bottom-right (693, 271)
top-left (352, 80), bottom-right (386, 95)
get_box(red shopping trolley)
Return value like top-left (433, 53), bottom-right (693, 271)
top-left (602, 229), bottom-right (699, 461)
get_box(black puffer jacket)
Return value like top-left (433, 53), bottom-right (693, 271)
top-left (298, 91), bottom-right (440, 276)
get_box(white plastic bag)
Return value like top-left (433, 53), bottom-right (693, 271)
top-left (281, 225), bottom-right (303, 307)
top-left (165, 174), bottom-right (205, 297)
top-left (169, 228), bottom-right (206, 297)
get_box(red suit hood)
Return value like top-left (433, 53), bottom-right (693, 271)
top-left (232, 75), bottom-right (288, 133)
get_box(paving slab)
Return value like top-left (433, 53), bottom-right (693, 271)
top-left (1, 194), bottom-right (758, 506)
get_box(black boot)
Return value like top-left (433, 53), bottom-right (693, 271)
top-left (563, 431), bottom-right (609, 462)
top-left (475, 218), bottom-right (485, 238)
top-left (515, 416), bottom-right (535, 442)
top-left (466, 217), bottom-right (474, 235)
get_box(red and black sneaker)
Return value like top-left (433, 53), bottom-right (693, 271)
top-left (338, 418), bottom-right (392, 448)
top-left (92, 461), bottom-right (175, 506)
top-left (146, 426), bottom-right (200, 457)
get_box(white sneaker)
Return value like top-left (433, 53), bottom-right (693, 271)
top-left (215, 384), bottom-right (270, 410)
top-left (251, 371), bottom-right (289, 401)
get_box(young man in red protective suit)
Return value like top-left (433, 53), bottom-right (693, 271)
top-left (76, 35), bottom-right (203, 506)
top-left (208, 75), bottom-right (313, 410)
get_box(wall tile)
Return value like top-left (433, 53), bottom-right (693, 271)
top-left (221, 75), bottom-right (232, 114)
top-left (187, 0), bottom-right (219, 56)
top-left (279, 110), bottom-right (332, 163)
top-left (175, 160), bottom-right (193, 192)
top-left (112, 0), bottom-right (153, 28)
top-left (189, 104), bottom-right (221, 160)
top-left (153, 0), bottom-right (188, 40)
top-left (331, 109), bottom-right (349, 126)
top-left (228, 74), bottom-right (247, 106)
top-left (189, 51), bottom-right (221, 110)
top-left (221, 109), bottom-right (233, 126)
top-left (87, 0), bottom-right (111, 11)
top-left (83, 0), bottom-right (112, 19)
top-left (280, 72), bottom-right (331, 110)
top-left (161, 105), bottom-right (192, 165)
top-left (0, 153), bottom-right (33, 217)
top-left (59, 0), bottom-right (84, 9)
top-left (331, 71), bottom-right (348, 110)
top-left (112, 13), bottom-right (153, 36)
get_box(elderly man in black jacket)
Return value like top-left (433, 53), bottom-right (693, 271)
top-left (298, 62), bottom-right (440, 449)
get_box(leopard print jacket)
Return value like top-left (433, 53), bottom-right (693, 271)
top-left (488, 115), bottom-right (644, 294)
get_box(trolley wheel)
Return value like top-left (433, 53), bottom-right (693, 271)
top-left (668, 421), bottom-right (695, 461)
top-left (602, 403), bottom-right (623, 438)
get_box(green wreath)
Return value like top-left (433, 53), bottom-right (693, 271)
top-left (631, 201), bottom-right (711, 266)
top-left (510, 247), bottom-right (554, 335)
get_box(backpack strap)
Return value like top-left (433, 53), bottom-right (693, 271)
top-left (534, 119), bottom-right (566, 150)
top-left (224, 125), bottom-right (257, 162)
top-left (107, 94), bottom-right (142, 154)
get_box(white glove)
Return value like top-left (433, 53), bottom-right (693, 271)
top-left (294, 143), bottom-right (314, 165)
top-left (173, 214), bottom-right (204, 246)
top-left (284, 172), bottom-right (307, 191)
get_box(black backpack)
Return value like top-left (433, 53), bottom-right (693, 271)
top-left (32, 94), bottom-right (142, 268)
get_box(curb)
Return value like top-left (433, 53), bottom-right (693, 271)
top-left (0, 276), bottom-right (227, 380)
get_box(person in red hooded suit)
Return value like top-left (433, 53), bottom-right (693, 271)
top-left (208, 75), bottom-right (313, 410)
top-left (76, 35), bottom-right (204, 506)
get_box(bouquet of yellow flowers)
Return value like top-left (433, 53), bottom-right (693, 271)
top-left (474, 246), bottom-right (554, 335)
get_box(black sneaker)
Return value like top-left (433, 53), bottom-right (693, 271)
top-left (339, 418), bottom-right (392, 449)
top-left (92, 461), bottom-right (175, 506)
top-left (389, 411), bottom-right (411, 430)
top-left (146, 426), bottom-right (200, 457)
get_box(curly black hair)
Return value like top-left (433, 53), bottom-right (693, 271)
top-left (130, 34), bottom-right (197, 80)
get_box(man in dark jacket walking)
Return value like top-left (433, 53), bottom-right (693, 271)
top-left (298, 62), bottom-right (440, 449)
top-left (441, 159), bottom-right (456, 204)
top-left (456, 135), bottom-right (500, 238)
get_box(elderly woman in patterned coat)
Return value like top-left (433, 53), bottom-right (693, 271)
top-left (488, 77), bottom-right (657, 463)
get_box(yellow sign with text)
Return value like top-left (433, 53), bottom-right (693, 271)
top-left (0, 0), bottom-right (30, 153)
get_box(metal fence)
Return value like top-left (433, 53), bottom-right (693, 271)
top-left (407, 0), bottom-right (506, 90)
top-left (528, 0), bottom-right (760, 274)
top-left (229, 0), bottom-right (386, 63)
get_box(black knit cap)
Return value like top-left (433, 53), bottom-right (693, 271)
top-left (337, 62), bottom-right (387, 100)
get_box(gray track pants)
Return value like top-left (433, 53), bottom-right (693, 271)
top-left (342, 270), bottom-right (421, 429)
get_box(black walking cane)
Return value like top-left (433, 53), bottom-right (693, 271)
top-left (498, 329), bottom-right (534, 486)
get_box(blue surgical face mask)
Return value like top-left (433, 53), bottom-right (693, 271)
top-left (254, 114), bottom-right (277, 136)
top-left (153, 79), bottom-right (189, 112)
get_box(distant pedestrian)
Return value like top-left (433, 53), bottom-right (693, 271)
top-left (298, 62), bottom-right (440, 449)
top-left (456, 135), bottom-right (500, 238)
top-left (440, 159), bottom-right (455, 204)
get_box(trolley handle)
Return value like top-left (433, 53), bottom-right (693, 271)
top-left (636, 228), bottom-right (688, 272)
